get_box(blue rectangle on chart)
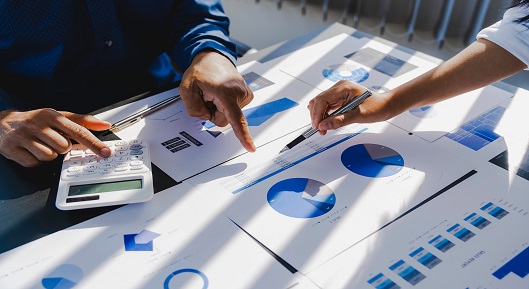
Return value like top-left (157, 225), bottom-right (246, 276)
top-left (367, 273), bottom-right (401, 289)
top-left (429, 235), bottom-right (455, 252)
top-left (447, 224), bottom-right (475, 242)
top-left (464, 213), bottom-right (491, 230)
top-left (481, 202), bottom-right (509, 219)
top-left (410, 247), bottom-right (442, 269)
top-left (389, 260), bottom-right (426, 286)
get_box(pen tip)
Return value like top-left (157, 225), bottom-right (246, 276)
top-left (279, 146), bottom-right (289, 154)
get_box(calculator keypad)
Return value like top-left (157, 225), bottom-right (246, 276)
top-left (61, 139), bottom-right (150, 180)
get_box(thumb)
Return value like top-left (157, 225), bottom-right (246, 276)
top-left (60, 111), bottom-right (111, 131)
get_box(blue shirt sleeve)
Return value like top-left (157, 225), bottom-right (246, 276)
top-left (169, 0), bottom-right (238, 72)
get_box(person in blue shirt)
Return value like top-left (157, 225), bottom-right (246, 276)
top-left (0, 0), bottom-right (255, 167)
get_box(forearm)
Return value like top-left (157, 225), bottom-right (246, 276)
top-left (170, 0), bottom-right (237, 72)
top-left (385, 39), bottom-right (527, 113)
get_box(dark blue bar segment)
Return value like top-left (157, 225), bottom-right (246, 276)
top-left (429, 235), bottom-right (455, 252)
top-left (367, 273), bottom-right (401, 289)
top-left (492, 246), bottom-right (529, 280)
top-left (447, 224), bottom-right (475, 242)
top-left (389, 260), bottom-right (426, 285)
top-left (481, 202), bottom-right (509, 219)
top-left (410, 247), bottom-right (442, 269)
top-left (464, 212), bottom-right (491, 230)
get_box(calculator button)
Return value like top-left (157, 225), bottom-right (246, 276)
top-left (68, 160), bottom-right (82, 166)
top-left (84, 165), bottom-right (98, 171)
top-left (130, 165), bottom-right (144, 170)
top-left (115, 151), bottom-right (128, 157)
top-left (129, 139), bottom-right (142, 145)
top-left (129, 155), bottom-right (143, 160)
top-left (115, 162), bottom-right (129, 167)
top-left (114, 156), bottom-right (128, 162)
top-left (130, 144), bottom-right (143, 150)
top-left (65, 172), bottom-right (81, 178)
top-left (130, 150), bottom-right (143, 155)
top-left (84, 154), bottom-right (98, 160)
top-left (130, 160), bottom-right (144, 166)
top-left (84, 159), bottom-right (98, 165)
top-left (67, 167), bottom-right (81, 172)
top-left (70, 149), bottom-right (83, 157)
top-left (114, 167), bottom-right (128, 172)
top-left (83, 170), bottom-right (96, 175)
top-left (115, 140), bottom-right (128, 146)
top-left (100, 163), bottom-right (113, 169)
top-left (84, 149), bottom-right (96, 154)
top-left (115, 145), bottom-right (128, 151)
top-left (101, 158), bottom-right (113, 163)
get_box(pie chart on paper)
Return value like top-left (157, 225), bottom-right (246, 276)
top-left (341, 143), bottom-right (404, 178)
top-left (409, 105), bottom-right (438, 118)
top-left (267, 178), bottom-right (336, 218)
top-left (41, 264), bottom-right (83, 289)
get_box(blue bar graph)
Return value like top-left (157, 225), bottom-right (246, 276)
top-left (429, 235), bottom-right (455, 252)
top-left (410, 247), bottom-right (442, 269)
top-left (367, 273), bottom-right (401, 289)
top-left (389, 260), bottom-right (426, 285)
top-left (244, 98), bottom-right (298, 126)
top-left (444, 106), bottom-right (504, 151)
top-left (481, 202), bottom-right (509, 219)
top-left (492, 246), bottom-right (529, 280)
top-left (243, 72), bottom-right (274, 92)
top-left (447, 224), bottom-right (475, 242)
top-left (464, 213), bottom-right (491, 230)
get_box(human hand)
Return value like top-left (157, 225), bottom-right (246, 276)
top-left (0, 109), bottom-right (112, 167)
top-left (308, 81), bottom-right (395, 135)
top-left (179, 50), bottom-right (256, 152)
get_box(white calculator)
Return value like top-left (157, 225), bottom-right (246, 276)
top-left (56, 139), bottom-right (154, 210)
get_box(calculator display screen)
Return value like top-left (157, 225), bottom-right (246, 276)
top-left (68, 179), bottom-right (143, 196)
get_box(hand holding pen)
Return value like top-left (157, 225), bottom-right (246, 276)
top-left (280, 89), bottom-right (372, 153)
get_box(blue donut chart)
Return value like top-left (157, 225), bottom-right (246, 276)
top-left (267, 178), bottom-right (336, 218)
top-left (322, 64), bottom-right (369, 83)
top-left (164, 268), bottom-right (209, 289)
top-left (341, 144), bottom-right (404, 178)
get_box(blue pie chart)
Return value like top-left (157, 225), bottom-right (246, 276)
top-left (341, 144), bottom-right (404, 178)
top-left (42, 264), bottom-right (83, 289)
top-left (267, 178), bottom-right (336, 218)
top-left (409, 106), bottom-right (438, 118)
top-left (322, 64), bottom-right (369, 83)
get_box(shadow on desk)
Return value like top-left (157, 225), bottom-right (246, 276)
top-left (0, 145), bottom-right (178, 254)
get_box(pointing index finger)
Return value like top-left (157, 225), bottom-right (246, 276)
top-left (224, 104), bottom-right (255, 152)
top-left (54, 115), bottom-right (111, 157)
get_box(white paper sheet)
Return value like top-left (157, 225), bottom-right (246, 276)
top-left (275, 34), bottom-right (437, 93)
top-left (389, 84), bottom-right (513, 142)
top-left (272, 33), bottom-right (513, 143)
top-left (306, 162), bottom-right (529, 289)
top-left (0, 182), bottom-right (307, 289)
top-left (189, 121), bottom-right (474, 273)
top-left (96, 61), bottom-right (322, 181)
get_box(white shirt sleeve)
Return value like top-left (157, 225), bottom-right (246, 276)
top-left (477, 6), bottom-right (529, 70)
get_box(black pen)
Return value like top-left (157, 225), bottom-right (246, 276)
top-left (279, 90), bottom-right (372, 153)
top-left (109, 95), bottom-right (181, 132)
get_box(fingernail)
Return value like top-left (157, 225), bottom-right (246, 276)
top-left (100, 147), bottom-right (111, 157)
